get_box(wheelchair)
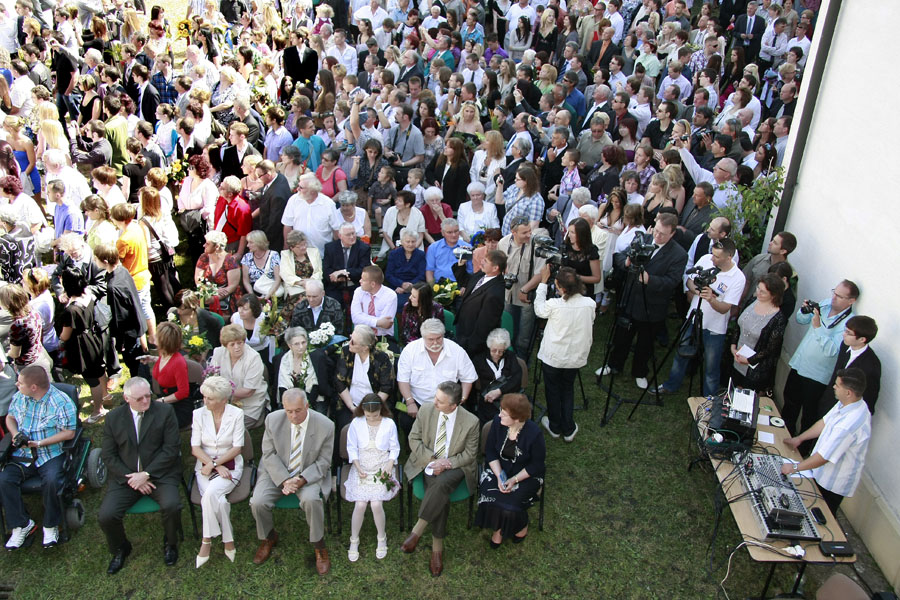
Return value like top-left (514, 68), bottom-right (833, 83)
top-left (0, 383), bottom-right (108, 544)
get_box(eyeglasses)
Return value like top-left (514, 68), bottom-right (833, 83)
top-left (831, 288), bottom-right (852, 300)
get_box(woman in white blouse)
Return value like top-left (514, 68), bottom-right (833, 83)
top-left (379, 191), bottom-right (425, 257)
top-left (277, 327), bottom-right (319, 406)
top-left (468, 130), bottom-right (506, 199)
top-left (343, 394), bottom-right (400, 562)
top-left (230, 295), bottom-right (268, 356)
top-left (177, 155), bottom-right (219, 231)
top-left (457, 182), bottom-right (500, 242)
top-left (210, 325), bottom-right (269, 430)
top-left (279, 230), bottom-right (323, 320)
top-left (191, 376), bottom-right (245, 569)
top-left (330, 191), bottom-right (372, 241)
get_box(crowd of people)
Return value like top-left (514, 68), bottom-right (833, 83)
top-left (0, 0), bottom-right (878, 587)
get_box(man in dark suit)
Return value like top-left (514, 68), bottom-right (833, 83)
top-left (290, 280), bottom-right (346, 335)
top-left (98, 377), bottom-right (183, 574)
top-left (255, 161), bottom-right (292, 250)
top-left (597, 213), bottom-right (688, 387)
top-left (588, 27), bottom-right (618, 71)
top-left (500, 139), bottom-right (527, 191)
top-left (514, 65), bottom-right (542, 111)
top-left (451, 250), bottom-right (507, 358)
top-left (402, 381), bottom-right (479, 577)
top-left (579, 84), bottom-right (614, 134)
top-left (220, 122), bottom-right (261, 180)
top-left (397, 50), bottom-right (423, 86)
top-left (233, 96), bottom-right (262, 151)
top-left (676, 182), bottom-right (716, 249)
top-left (322, 223), bottom-right (371, 305)
top-left (609, 91), bottom-right (638, 142)
top-left (818, 316), bottom-right (881, 418)
top-left (132, 65), bottom-right (160, 126)
top-left (358, 39), bottom-right (385, 75)
top-left (283, 31), bottom-right (318, 85)
top-left (734, 2), bottom-right (766, 62)
top-left (51, 235), bottom-right (107, 302)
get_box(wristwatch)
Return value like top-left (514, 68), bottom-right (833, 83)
top-left (212, 460), bottom-right (218, 468)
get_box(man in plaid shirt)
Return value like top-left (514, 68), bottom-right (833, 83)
top-left (0, 367), bottom-right (76, 550)
top-left (151, 55), bottom-right (177, 106)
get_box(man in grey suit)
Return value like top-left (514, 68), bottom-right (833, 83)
top-left (401, 381), bottom-right (479, 577)
top-left (250, 389), bottom-right (335, 574)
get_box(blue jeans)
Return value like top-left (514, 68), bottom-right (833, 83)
top-left (663, 326), bottom-right (726, 397)
top-left (0, 453), bottom-right (66, 528)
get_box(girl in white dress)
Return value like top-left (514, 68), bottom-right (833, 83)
top-left (343, 395), bottom-right (400, 562)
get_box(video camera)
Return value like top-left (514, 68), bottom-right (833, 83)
top-left (626, 231), bottom-right (656, 270)
top-left (533, 234), bottom-right (565, 273)
top-left (452, 246), bottom-right (474, 261)
top-left (686, 265), bottom-right (721, 291)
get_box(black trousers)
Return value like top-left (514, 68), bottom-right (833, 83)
top-left (781, 368), bottom-right (827, 437)
top-left (820, 486), bottom-right (844, 516)
top-left (98, 481), bottom-right (182, 552)
top-left (542, 363), bottom-right (577, 437)
top-left (608, 319), bottom-right (663, 378)
top-left (419, 468), bottom-right (465, 539)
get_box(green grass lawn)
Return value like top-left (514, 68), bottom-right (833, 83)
top-left (0, 309), bottom-right (864, 599)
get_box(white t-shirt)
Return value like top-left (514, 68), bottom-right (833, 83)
top-left (281, 193), bottom-right (335, 255)
top-left (686, 253), bottom-right (746, 335)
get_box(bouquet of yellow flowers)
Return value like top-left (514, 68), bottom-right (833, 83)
top-left (185, 332), bottom-right (212, 355)
top-left (258, 297), bottom-right (286, 338)
top-left (432, 278), bottom-right (460, 308)
top-left (168, 158), bottom-right (187, 185)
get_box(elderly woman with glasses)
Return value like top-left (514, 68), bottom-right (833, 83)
top-left (276, 326), bottom-right (320, 408)
top-left (385, 227), bottom-right (427, 309)
top-left (473, 328), bottom-right (524, 423)
top-left (210, 324), bottom-right (268, 430)
top-left (457, 182), bottom-right (500, 244)
top-left (279, 229), bottom-right (323, 321)
top-left (334, 324), bottom-right (395, 434)
top-left (192, 375), bottom-right (245, 568)
top-left (331, 191), bottom-right (371, 244)
top-left (196, 230), bottom-right (243, 316)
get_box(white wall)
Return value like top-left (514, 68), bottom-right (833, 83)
top-left (777, 0), bottom-right (900, 587)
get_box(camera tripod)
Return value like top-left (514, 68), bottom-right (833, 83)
top-left (597, 262), bottom-right (666, 425)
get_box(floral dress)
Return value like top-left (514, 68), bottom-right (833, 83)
top-left (197, 253), bottom-right (243, 314)
top-left (280, 257), bottom-right (314, 322)
top-left (343, 421), bottom-right (399, 502)
top-left (240, 251), bottom-right (281, 289)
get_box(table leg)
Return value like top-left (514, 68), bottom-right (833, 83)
top-left (758, 563), bottom-right (777, 599)
top-left (788, 562), bottom-right (807, 596)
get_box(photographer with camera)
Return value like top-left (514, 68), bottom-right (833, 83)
top-left (498, 217), bottom-right (548, 359)
top-left (535, 266), bottom-right (596, 442)
top-left (596, 213), bottom-right (687, 390)
top-left (653, 239), bottom-right (745, 397)
top-left (781, 280), bottom-right (858, 442)
top-left (0, 366), bottom-right (77, 550)
top-left (425, 219), bottom-right (472, 284)
top-left (382, 105), bottom-right (426, 186)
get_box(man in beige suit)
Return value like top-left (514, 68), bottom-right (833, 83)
top-left (249, 389), bottom-right (334, 574)
top-left (401, 381), bottom-right (479, 577)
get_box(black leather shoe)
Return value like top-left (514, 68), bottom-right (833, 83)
top-left (107, 541), bottom-right (132, 575)
top-left (164, 544), bottom-right (178, 566)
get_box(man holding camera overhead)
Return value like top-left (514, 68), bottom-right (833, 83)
top-left (596, 213), bottom-right (688, 390)
top-left (781, 281), bottom-right (858, 442)
top-left (653, 239), bottom-right (745, 397)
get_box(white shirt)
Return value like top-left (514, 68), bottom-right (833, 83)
top-left (506, 2), bottom-right (536, 25)
top-left (759, 27), bottom-right (788, 64)
top-left (350, 285), bottom-right (398, 336)
top-left (131, 408), bottom-right (145, 470)
top-left (354, 5), bottom-right (389, 29)
top-left (281, 193), bottom-right (335, 255)
top-left (533, 284), bottom-right (596, 369)
top-left (328, 44), bottom-right (358, 74)
top-left (631, 102), bottom-right (652, 139)
top-left (347, 416), bottom-right (400, 464)
top-left (456, 201), bottom-right (499, 240)
top-left (397, 338), bottom-right (477, 404)
top-left (788, 36), bottom-right (811, 67)
top-left (607, 10), bottom-right (624, 44)
top-left (349, 354), bottom-right (374, 406)
top-left (460, 67), bottom-right (485, 92)
top-left (678, 147), bottom-right (741, 211)
top-left (10, 75), bottom-right (35, 113)
top-left (684, 253), bottom-right (746, 335)
top-left (505, 130), bottom-right (534, 162)
top-left (330, 206), bottom-right (368, 239)
top-left (811, 400), bottom-right (871, 497)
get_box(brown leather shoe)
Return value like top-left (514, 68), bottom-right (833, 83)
top-left (430, 550), bottom-right (443, 577)
top-left (315, 548), bottom-right (330, 575)
top-left (252, 531), bottom-right (278, 565)
top-left (400, 532), bottom-right (420, 553)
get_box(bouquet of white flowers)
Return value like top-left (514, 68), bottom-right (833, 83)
top-left (308, 322), bottom-right (336, 349)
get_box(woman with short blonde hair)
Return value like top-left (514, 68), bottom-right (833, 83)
top-left (210, 324), bottom-right (269, 429)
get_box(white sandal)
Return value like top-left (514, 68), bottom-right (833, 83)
top-left (348, 537), bottom-right (359, 562)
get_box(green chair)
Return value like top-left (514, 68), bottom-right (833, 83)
top-left (211, 312), bottom-right (226, 327)
top-left (274, 486), bottom-right (334, 534)
top-left (126, 477), bottom-right (199, 539)
top-left (406, 473), bottom-right (473, 530)
top-left (443, 310), bottom-right (455, 335)
top-left (501, 311), bottom-right (515, 343)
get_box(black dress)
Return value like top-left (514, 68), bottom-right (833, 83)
top-left (123, 161), bottom-right (152, 204)
top-left (474, 349), bottom-right (524, 423)
top-left (474, 418), bottom-right (545, 539)
top-left (62, 299), bottom-right (105, 381)
top-left (562, 242), bottom-right (600, 296)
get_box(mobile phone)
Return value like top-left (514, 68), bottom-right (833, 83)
top-left (498, 470), bottom-right (507, 485)
top-left (811, 506), bottom-right (826, 525)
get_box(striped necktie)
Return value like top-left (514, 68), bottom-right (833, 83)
top-left (289, 424), bottom-right (303, 475)
top-left (434, 414), bottom-right (448, 459)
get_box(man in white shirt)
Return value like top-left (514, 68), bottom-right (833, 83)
top-left (677, 143), bottom-right (741, 211)
top-left (43, 149), bottom-right (91, 208)
top-left (781, 368), bottom-right (872, 515)
top-left (758, 17), bottom-right (789, 71)
top-left (459, 53), bottom-right (485, 92)
top-left (327, 30), bottom-right (358, 74)
top-left (282, 173), bottom-right (335, 255)
top-left (505, 0), bottom-right (536, 27)
top-left (774, 115), bottom-right (791, 167)
top-left (397, 318), bottom-right (477, 415)
top-left (353, 0), bottom-right (389, 30)
top-left (605, 0), bottom-right (625, 44)
top-left (9, 60), bottom-right (34, 116)
top-left (631, 85), bottom-right (654, 139)
top-left (655, 239), bottom-right (745, 397)
top-left (787, 22), bottom-right (811, 68)
top-left (505, 113), bottom-right (534, 162)
top-left (350, 265), bottom-right (398, 337)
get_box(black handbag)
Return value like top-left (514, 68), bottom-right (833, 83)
top-left (143, 219), bottom-right (182, 308)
